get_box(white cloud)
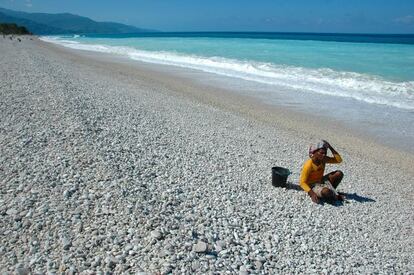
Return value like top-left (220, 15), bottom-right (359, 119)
top-left (394, 15), bottom-right (414, 25)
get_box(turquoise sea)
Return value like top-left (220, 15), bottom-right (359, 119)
top-left (41, 32), bottom-right (414, 151)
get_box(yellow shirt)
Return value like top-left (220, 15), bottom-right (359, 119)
top-left (299, 153), bottom-right (342, 193)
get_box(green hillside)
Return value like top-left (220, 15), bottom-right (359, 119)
top-left (0, 7), bottom-right (152, 34)
top-left (0, 23), bottom-right (31, 34)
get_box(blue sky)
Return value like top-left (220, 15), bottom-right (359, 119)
top-left (1, 0), bottom-right (413, 33)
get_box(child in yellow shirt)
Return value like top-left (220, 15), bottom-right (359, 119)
top-left (300, 140), bottom-right (344, 203)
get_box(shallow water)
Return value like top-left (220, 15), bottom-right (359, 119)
top-left (40, 33), bottom-right (414, 152)
top-left (41, 33), bottom-right (414, 110)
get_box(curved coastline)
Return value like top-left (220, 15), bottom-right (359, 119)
top-left (0, 36), bottom-right (413, 273)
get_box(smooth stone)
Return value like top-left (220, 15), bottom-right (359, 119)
top-left (255, 261), bottom-right (263, 270)
top-left (193, 241), bottom-right (208, 253)
top-left (62, 238), bottom-right (72, 250)
top-left (191, 261), bottom-right (200, 270)
top-left (105, 256), bottom-right (118, 268)
top-left (150, 230), bottom-right (162, 240)
top-left (15, 267), bottom-right (30, 275)
top-left (124, 244), bottom-right (133, 252)
top-left (6, 208), bottom-right (18, 216)
top-left (63, 190), bottom-right (71, 199)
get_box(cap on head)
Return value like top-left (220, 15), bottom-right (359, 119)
top-left (309, 141), bottom-right (327, 156)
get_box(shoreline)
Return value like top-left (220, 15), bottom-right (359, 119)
top-left (1, 36), bottom-right (413, 273)
top-left (38, 37), bottom-right (414, 174)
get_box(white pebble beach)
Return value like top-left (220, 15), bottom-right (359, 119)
top-left (0, 36), bottom-right (413, 274)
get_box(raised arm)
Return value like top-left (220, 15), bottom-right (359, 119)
top-left (322, 140), bottom-right (342, 163)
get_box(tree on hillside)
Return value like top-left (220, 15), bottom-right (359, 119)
top-left (0, 23), bottom-right (32, 34)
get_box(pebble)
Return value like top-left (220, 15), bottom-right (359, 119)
top-left (62, 238), bottom-right (72, 251)
top-left (6, 208), bottom-right (18, 216)
top-left (15, 267), bottom-right (30, 275)
top-left (150, 230), bottom-right (162, 240)
top-left (255, 261), bottom-right (263, 270)
top-left (192, 241), bottom-right (208, 253)
top-left (0, 37), bottom-right (412, 275)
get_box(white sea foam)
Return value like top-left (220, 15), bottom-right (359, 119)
top-left (40, 36), bottom-right (414, 110)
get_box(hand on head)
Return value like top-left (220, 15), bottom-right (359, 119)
top-left (321, 139), bottom-right (331, 149)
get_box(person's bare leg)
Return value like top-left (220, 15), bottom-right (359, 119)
top-left (326, 171), bottom-right (345, 200)
top-left (320, 187), bottom-right (336, 201)
top-left (328, 170), bottom-right (343, 189)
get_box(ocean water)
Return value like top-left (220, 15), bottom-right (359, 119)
top-left (40, 33), bottom-right (414, 151)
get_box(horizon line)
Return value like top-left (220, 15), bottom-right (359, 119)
top-left (145, 30), bottom-right (414, 36)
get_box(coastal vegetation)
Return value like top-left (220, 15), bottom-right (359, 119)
top-left (0, 7), bottom-right (151, 34)
top-left (0, 23), bottom-right (31, 34)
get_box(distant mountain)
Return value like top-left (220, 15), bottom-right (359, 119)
top-left (0, 7), bottom-right (153, 34)
top-left (0, 12), bottom-right (66, 34)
